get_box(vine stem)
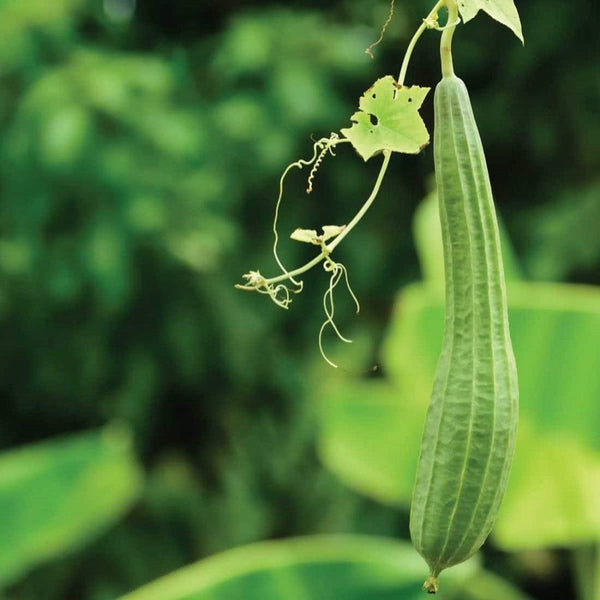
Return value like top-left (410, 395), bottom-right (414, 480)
top-left (397, 0), bottom-right (445, 86)
top-left (328, 150), bottom-right (391, 251)
top-left (258, 0), bottom-right (444, 288)
top-left (252, 150), bottom-right (392, 288)
top-left (238, 0), bottom-right (444, 294)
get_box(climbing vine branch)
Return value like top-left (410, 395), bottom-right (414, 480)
top-left (236, 0), bottom-right (452, 366)
top-left (397, 0), bottom-right (446, 86)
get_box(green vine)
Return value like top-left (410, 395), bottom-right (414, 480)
top-left (236, 0), bottom-right (523, 366)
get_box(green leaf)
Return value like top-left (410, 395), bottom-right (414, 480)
top-left (315, 281), bottom-right (600, 550)
top-left (521, 182), bottom-right (600, 281)
top-left (341, 76), bottom-right (430, 161)
top-left (321, 225), bottom-right (345, 241)
top-left (495, 426), bottom-right (600, 550)
top-left (0, 427), bottom-right (143, 586)
top-left (457, 0), bottom-right (524, 43)
top-left (290, 228), bottom-right (319, 244)
top-left (315, 379), bottom-right (423, 506)
top-left (290, 225), bottom-right (345, 245)
top-left (119, 534), bottom-right (530, 600)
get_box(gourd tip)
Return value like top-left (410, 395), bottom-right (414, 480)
top-left (423, 575), bottom-right (439, 594)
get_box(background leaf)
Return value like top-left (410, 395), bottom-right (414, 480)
top-left (0, 427), bottom-right (142, 586)
top-left (119, 534), bottom-right (530, 600)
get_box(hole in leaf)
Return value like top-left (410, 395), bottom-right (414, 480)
top-left (372, 93), bottom-right (376, 99)
top-left (408, 97), bottom-right (412, 103)
top-left (369, 114), bottom-right (379, 126)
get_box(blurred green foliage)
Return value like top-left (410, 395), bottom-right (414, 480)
top-left (120, 535), bottom-right (530, 600)
top-left (0, 0), bottom-right (598, 599)
top-left (0, 428), bottom-right (141, 588)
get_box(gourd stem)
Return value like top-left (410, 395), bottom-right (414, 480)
top-left (440, 0), bottom-right (459, 78)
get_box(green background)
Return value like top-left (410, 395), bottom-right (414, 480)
top-left (0, 0), bottom-right (598, 599)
